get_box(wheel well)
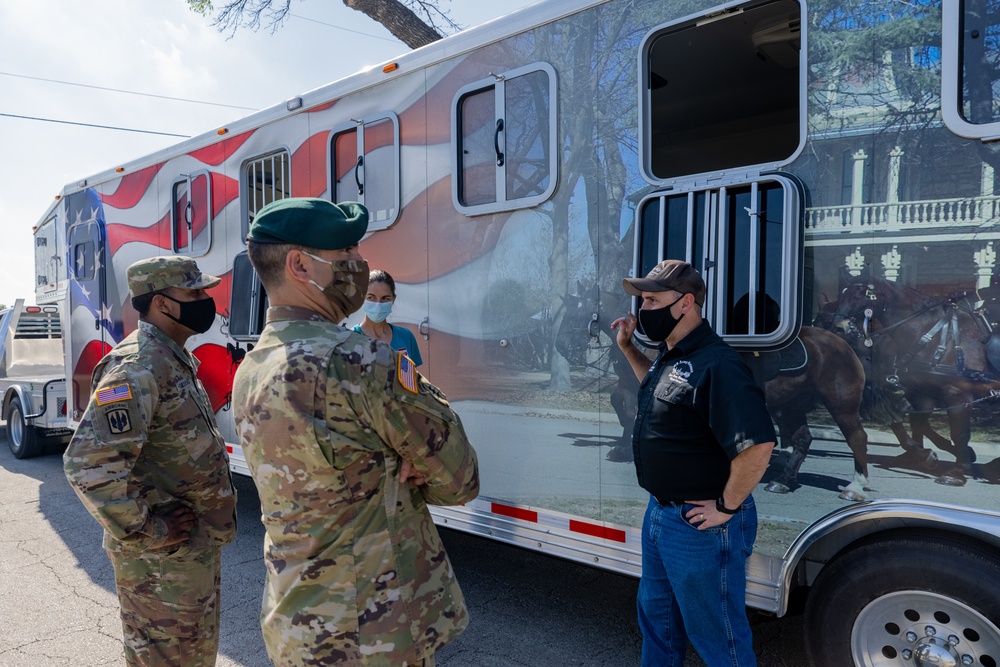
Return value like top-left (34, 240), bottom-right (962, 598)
top-left (791, 515), bottom-right (1000, 595)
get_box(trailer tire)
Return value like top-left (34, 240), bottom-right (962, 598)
top-left (804, 532), bottom-right (1000, 667)
top-left (5, 396), bottom-right (42, 459)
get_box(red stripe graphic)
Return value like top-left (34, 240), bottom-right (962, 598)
top-left (569, 520), bottom-right (628, 543)
top-left (491, 502), bottom-right (538, 523)
top-left (189, 129), bottom-right (256, 166)
top-left (101, 163), bottom-right (164, 209)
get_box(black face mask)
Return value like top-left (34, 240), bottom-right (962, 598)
top-left (637, 295), bottom-right (684, 342)
top-left (161, 295), bottom-right (217, 334)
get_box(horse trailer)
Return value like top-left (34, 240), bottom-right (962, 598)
top-left (30, 0), bottom-right (1000, 664)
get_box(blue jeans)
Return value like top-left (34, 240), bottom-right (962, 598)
top-left (637, 495), bottom-right (758, 667)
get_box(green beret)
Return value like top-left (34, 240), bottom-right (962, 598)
top-left (246, 198), bottom-right (369, 250)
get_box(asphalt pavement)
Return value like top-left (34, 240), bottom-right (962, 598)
top-left (0, 423), bottom-right (807, 666)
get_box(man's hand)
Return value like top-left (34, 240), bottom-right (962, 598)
top-left (610, 312), bottom-right (653, 380)
top-left (399, 459), bottom-right (427, 486)
top-left (684, 500), bottom-right (733, 530)
top-left (160, 507), bottom-right (196, 547)
top-left (610, 312), bottom-right (638, 351)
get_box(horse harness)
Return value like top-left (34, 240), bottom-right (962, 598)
top-left (849, 284), bottom-right (1000, 383)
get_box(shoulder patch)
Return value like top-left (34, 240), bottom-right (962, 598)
top-left (95, 383), bottom-right (133, 406)
top-left (397, 353), bottom-right (418, 393)
top-left (105, 407), bottom-right (133, 434)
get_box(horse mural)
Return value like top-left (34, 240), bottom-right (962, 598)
top-left (556, 283), bottom-right (639, 462)
top-left (557, 283), bottom-right (877, 500)
top-left (828, 279), bottom-right (1000, 486)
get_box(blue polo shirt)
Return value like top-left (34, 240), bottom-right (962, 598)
top-left (632, 321), bottom-right (775, 502)
top-left (351, 323), bottom-right (423, 366)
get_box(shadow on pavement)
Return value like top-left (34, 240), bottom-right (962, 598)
top-left (0, 423), bottom-right (270, 666)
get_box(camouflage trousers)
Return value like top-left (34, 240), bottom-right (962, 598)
top-left (108, 545), bottom-right (222, 667)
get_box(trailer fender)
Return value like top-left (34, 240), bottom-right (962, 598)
top-left (779, 499), bottom-right (1000, 616)
top-left (3, 385), bottom-right (36, 422)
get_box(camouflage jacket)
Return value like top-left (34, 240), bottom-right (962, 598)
top-left (64, 321), bottom-right (237, 554)
top-left (232, 306), bottom-right (480, 667)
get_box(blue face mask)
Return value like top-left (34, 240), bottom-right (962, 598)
top-left (363, 300), bottom-right (393, 323)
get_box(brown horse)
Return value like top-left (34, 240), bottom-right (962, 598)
top-left (759, 327), bottom-right (873, 501)
top-left (557, 284), bottom-right (875, 500)
top-left (828, 279), bottom-right (1000, 486)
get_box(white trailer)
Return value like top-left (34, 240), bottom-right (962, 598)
top-left (29, 0), bottom-right (1000, 664)
top-left (0, 298), bottom-right (72, 458)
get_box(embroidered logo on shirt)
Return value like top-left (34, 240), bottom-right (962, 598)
top-left (668, 360), bottom-right (694, 383)
top-left (398, 353), bottom-right (418, 393)
top-left (106, 408), bottom-right (132, 434)
top-left (95, 383), bottom-right (133, 406)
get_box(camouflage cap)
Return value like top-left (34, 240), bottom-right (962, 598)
top-left (623, 259), bottom-right (706, 306)
top-left (127, 256), bottom-right (222, 297)
top-left (246, 198), bottom-right (369, 250)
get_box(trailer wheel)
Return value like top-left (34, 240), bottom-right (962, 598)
top-left (805, 533), bottom-right (1000, 667)
top-left (5, 396), bottom-right (42, 459)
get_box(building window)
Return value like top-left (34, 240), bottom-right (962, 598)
top-left (452, 63), bottom-right (558, 215)
top-left (639, 0), bottom-right (804, 184)
top-left (634, 175), bottom-right (804, 348)
top-left (171, 171), bottom-right (212, 256)
top-left (942, 0), bottom-right (1000, 140)
top-left (330, 113), bottom-right (400, 231)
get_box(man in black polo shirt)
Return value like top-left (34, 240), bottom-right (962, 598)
top-left (611, 259), bottom-right (775, 667)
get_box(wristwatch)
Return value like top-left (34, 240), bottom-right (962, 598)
top-left (716, 497), bottom-right (740, 514)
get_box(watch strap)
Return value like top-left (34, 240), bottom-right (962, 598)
top-left (716, 497), bottom-right (739, 514)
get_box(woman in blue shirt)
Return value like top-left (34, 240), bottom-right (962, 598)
top-left (352, 269), bottom-right (423, 366)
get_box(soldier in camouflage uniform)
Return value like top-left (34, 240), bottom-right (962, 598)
top-left (232, 198), bottom-right (479, 667)
top-left (64, 256), bottom-right (238, 667)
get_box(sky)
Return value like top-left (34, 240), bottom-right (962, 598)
top-left (0, 0), bottom-right (538, 308)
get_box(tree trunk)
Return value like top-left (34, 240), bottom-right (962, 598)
top-left (343, 0), bottom-right (443, 49)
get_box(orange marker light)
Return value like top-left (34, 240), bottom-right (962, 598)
top-left (383, 62), bottom-right (399, 73)
top-left (217, 128), bottom-right (229, 135)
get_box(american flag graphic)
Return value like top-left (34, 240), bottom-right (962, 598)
top-left (95, 383), bottom-right (133, 406)
top-left (398, 354), bottom-right (418, 393)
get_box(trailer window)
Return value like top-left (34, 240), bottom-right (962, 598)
top-left (943, 1), bottom-right (1000, 139)
top-left (241, 149), bottom-right (291, 242)
top-left (331, 113), bottom-right (400, 231)
top-left (229, 252), bottom-right (267, 341)
top-left (236, 150), bottom-right (288, 338)
top-left (634, 176), bottom-right (803, 348)
top-left (73, 241), bottom-right (95, 281)
top-left (452, 63), bottom-right (558, 216)
top-left (639, 0), bottom-right (803, 183)
top-left (171, 171), bottom-right (212, 256)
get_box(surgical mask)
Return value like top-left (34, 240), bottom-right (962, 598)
top-left (363, 300), bottom-right (393, 323)
top-left (303, 252), bottom-right (370, 318)
top-left (161, 295), bottom-right (217, 334)
top-left (637, 295), bottom-right (684, 342)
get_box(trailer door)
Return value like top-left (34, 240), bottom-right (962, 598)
top-left (65, 190), bottom-right (110, 423)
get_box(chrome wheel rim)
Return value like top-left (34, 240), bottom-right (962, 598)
top-left (8, 404), bottom-right (24, 453)
top-left (851, 590), bottom-right (1000, 667)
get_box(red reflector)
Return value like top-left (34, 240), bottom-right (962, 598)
top-left (491, 502), bottom-right (538, 523)
top-left (569, 520), bottom-right (627, 543)
top-left (226, 445), bottom-right (233, 453)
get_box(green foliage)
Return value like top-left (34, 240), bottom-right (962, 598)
top-left (187, 0), bottom-right (214, 16)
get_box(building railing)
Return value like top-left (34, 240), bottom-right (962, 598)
top-left (806, 195), bottom-right (1000, 234)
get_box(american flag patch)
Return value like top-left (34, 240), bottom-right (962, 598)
top-left (397, 353), bottom-right (418, 393)
top-left (95, 383), bottom-right (133, 406)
